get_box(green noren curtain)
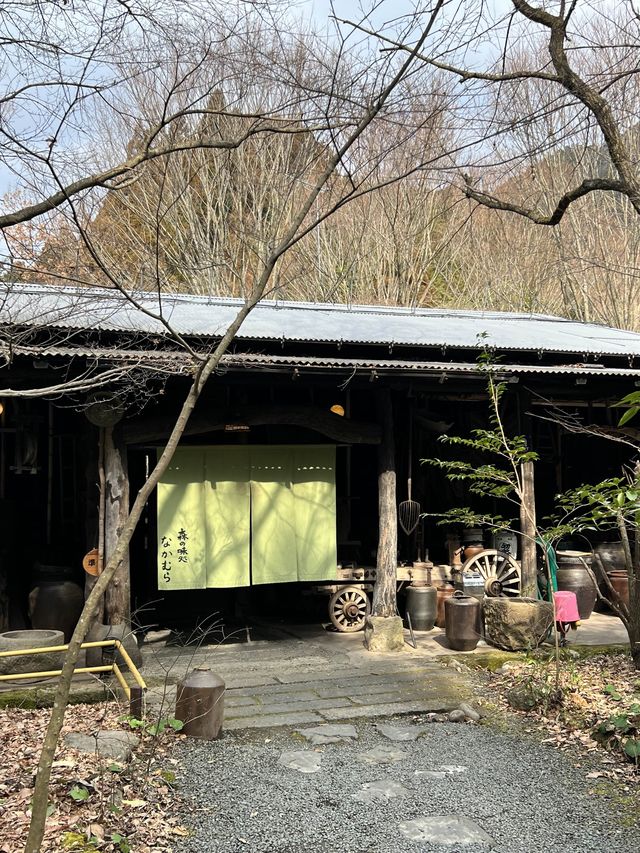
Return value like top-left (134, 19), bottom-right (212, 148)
top-left (292, 446), bottom-right (337, 582)
top-left (157, 445), bottom-right (336, 589)
top-left (205, 448), bottom-right (251, 588)
top-left (157, 448), bottom-right (207, 590)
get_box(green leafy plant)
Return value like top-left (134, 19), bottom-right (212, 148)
top-left (618, 391), bottom-right (640, 427)
top-left (61, 832), bottom-right (97, 851)
top-left (69, 785), bottom-right (90, 803)
top-left (146, 717), bottom-right (184, 736)
top-left (120, 715), bottom-right (146, 730)
top-left (428, 351), bottom-right (538, 535)
top-left (548, 462), bottom-right (640, 671)
top-left (120, 715), bottom-right (184, 736)
top-left (604, 684), bottom-right (623, 702)
top-left (111, 833), bottom-right (132, 853)
top-left (160, 768), bottom-right (177, 786)
top-left (593, 703), bottom-right (640, 763)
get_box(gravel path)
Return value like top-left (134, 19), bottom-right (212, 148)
top-left (174, 718), bottom-right (636, 853)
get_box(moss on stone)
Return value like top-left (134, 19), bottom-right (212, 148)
top-left (0, 681), bottom-right (110, 708)
top-left (451, 651), bottom-right (527, 672)
top-left (0, 689), bottom-right (38, 709)
top-left (588, 781), bottom-right (640, 828)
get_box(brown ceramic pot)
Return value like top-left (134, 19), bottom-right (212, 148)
top-left (463, 544), bottom-right (485, 560)
top-left (435, 584), bottom-right (455, 629)
top-left (607, 570), bottom-right (630, 610)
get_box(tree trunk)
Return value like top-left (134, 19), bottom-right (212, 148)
top-left (372, 388), bottom-right (397, 617)
top-left (519, 461), bottom-right (537, 598)
top-left (84, 430), bottom-right (104, 626)
top-left (103, 427), bottom-right (130, 626)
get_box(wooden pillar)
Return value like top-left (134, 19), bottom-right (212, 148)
top-left (84, 430), bottom-right (104, 626)
top-left (519, 460), bottom-right (538, 598)
top-left (372, 388), bottom-right (398, 617)
top-left (103, 426), bottom-right (130, 626)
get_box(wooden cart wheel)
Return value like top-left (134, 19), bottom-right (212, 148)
top-left (329, 586), bottom-right (370, 632)
top-left (461, 549), bottom-right (521, 597)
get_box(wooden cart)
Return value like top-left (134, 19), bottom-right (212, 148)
top-left (314, 550), bottom-right (522, 632)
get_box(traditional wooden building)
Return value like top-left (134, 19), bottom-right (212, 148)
top-left (1, 283), bottom-right (640, 636)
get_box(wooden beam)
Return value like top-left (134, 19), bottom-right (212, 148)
top-left (120, 404), bottom-right (381, 445)
top-left (103, 427), bottom-right (130, 626)
top-left (372, 388), bottom-right (398, 617)
top-left (519, 460), bottom-right (538, 598)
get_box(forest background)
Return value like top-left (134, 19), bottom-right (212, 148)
top-left (4, 1), bottom-right (640, 331)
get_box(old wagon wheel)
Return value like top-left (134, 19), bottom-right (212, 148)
top-left (461, 549), bottom-right (521, 597)
top-left (329, 586), bottom-right (370, 632)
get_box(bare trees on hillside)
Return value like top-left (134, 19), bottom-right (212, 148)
top-left (350, 1), bottom-right (640, 327)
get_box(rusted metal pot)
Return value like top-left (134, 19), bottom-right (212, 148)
top-left (607, 571), bottom-right (630, 610)
top-left (435, 584), bottom-right (455, 629)
top-left (556, 551), bottom-right (597, 620)
top-left (405, 584), bottom-right (437, 631)
top-left (175, 666), bottom-right (225, 740)
top-left (444, 591), bottom-right (481, 652)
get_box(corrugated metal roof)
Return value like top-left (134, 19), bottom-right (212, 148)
top-left (3, 282), bottom-right (640, 357)
top-left (13, 344), bottom-right (640, 379)
top-left (220, 353), bottom-right (640, 378)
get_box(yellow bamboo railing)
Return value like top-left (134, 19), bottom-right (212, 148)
top-left (0, 639), bottom-right (146, 714)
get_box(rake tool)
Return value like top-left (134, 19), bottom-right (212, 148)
top-left (398, 415), bottom-right (421, 535)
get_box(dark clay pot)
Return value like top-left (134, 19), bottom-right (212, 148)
top-left (556, 552), bottom-right (597, 620)
top-left (405, 584), bottom-right (437, 631)
top-left (29, 565), bottom-right (84, 642)
top-left (594, 542), bottom-right (626, 574)
top-left (444, 591), bottom-right (481, 651)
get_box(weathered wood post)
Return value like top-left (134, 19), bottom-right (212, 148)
top-left (364, 387), bottom-right (404, 651)
top-left (103, 426), bottom-right (131, 626)
top-left (519, 460), bottom-right (538, 598)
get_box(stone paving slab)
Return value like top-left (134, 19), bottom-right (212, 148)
top-left (224, 711), bottom-right (323, 730)
top-left (224, 696), bottom-right (259, 709)
top-left (225, 696), bottom-right (354, 719)
top-left (239, 689), bottom-right (321, 705)
top-left (218, 675), bottom-right (280, 689)
top-left (313, 681), bottom-right (434, 700)
top-left (318, 699), bottom-right (453, 721)
top-left (142, 623), bottom-right (474, 731)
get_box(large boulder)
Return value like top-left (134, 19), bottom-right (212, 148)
top-left (363, 615), bottom-right (404, 652)
top-left (483, 597), bottom-right (553, 652)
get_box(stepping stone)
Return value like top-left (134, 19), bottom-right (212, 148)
top-left (459, 702), bottom-right (481, 722)
top-left (414, 770), bottom-right (447, 779)
top-left (440, 765), bottom-right (468, 774)
top-left (277, 750), bottom-right (321, 774)
top-left (376, 723), bottom-right (426, 742)
top-left (65, 731), bottom-right (139, 762)
top-left (296, 724), bottom-right (358, 745)
top-left (354, 779), bottom-right (409, 803)
top-left (448, 710), bottom-right (467, 723)
top-left (399, 816), bottom-right (495, 847)
top-left (358, 745), bottom-right (406, 765)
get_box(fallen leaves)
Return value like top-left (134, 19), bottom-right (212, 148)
top-left (0, 700), bottom-right (186, 852)
top-left (489, 651), bottom-right (640, 790)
